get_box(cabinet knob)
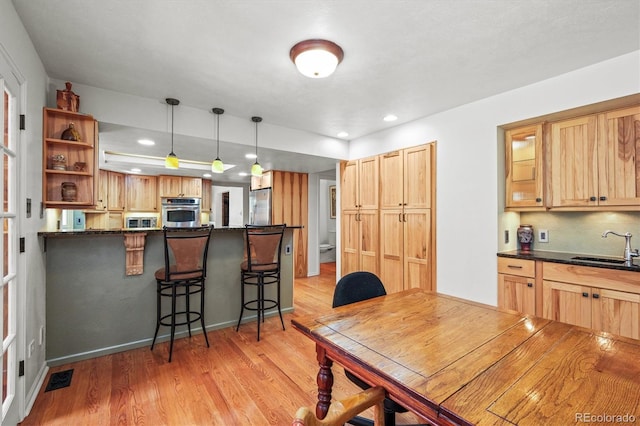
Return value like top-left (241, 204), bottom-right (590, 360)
top-left (599, 196), bottom-right (607, 201)
top-left (582, 292), bottom-right (589, 298)
top-left (535, 198), bottom-right (542, 203)
top-left (589, 196), bottom-right (597, 202)
top-left (527, 282), bottom-right (533, 287)
top-left (592, 293), bottom-right (600, 299)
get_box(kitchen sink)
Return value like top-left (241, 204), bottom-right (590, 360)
top-left (571, 256), bottom-right (628, 264)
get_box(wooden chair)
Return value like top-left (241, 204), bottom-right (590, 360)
top-left (292, 387), bottom-right (386, 426)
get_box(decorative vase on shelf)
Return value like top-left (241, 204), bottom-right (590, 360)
top-left (60, 123), bottom-right (81, 141)
top-left (61, 182), bottom-right (78, 202)
top-left (517, 224), bottom-right (534, 252)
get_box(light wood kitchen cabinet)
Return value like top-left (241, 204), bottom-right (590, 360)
top-left (380, 144), bottom-right (432, 209)
top-left (42, 108), bottom-right (98, 208)
top-left (542, 262), bottom-right (640, 339)
top-left (596, 105), bottom-right (640, 206)
top-left (126, 174), bottom-right (157, 211)
top-left (201, 179), bottom-right (212, 212)
top-left (340, 156), bottom-right (379, 276)
top-left (94, 170), bottom-right (125, 211)
top-left (250, 170), bottom-right (272, 190)
top-left (107, 171), bottom-right (125, 211)
top-left (340, 156), bottom-right (378, 211)
top-left (550, 115), bottom-right (598, 207)
top-left (379, 143), bottom-right (434, 292)
top-left (497, 257), bottom-right (536, 316)
top-left (342, 209), bottom-right (379, 276)
top-left (505, 124), bottom-right (544, 210)
top-left (550, 105), bottom-right (640, 209)
top-left (158, 175), bottom-right (202, 198)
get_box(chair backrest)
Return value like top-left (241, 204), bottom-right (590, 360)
top-left (292, 386), bottom-right (386, 426)
top-left (332, 271), bottom-right (387, 308)
top-left (163, 226), bottom-right (212, 281)
top-left (244, 224), bottom-right (286, 272)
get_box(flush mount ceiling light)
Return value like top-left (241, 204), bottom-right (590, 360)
top-left (251, 116), bottom-right (263, 177)
top-left (290, 39), bottom-right (344, 78)
top-left (211, 107), bottom-right (225, 173)
top-left (165, 98), bottom-right (180, 169)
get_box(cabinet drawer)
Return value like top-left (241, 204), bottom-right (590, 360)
top-left (543, 262), bottom-right (640, 293)
top-left (498, 257), bottom-right (535, 277)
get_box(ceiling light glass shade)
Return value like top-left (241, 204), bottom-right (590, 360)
top-left (211, 158), bottom-right (224, 173)
top-left (165, 152), bottom-right (179, 169)
top-left (290, 39), bottom-right (344, 78)
top-left (165, 98), bottom-right (180, 169)
top-left (251, 161), bottom-right (263, 177)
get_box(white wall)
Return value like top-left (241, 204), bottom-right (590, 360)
top-left (0, 0), bottom-right (49, 422)
top-left (350, 51), bottom-right (640, 306)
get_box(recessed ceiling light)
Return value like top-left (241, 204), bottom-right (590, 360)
top-left (130, 168), bottom-right (142, 173)
top-left (203, 173), bottom-right (212, 178)
top-left (383, 114), bottom-right (398, 122)
top-left (337, 131), bottom-right (349, 138)
top-left (137, 139), bottom-right (155, 146)
top-left (245, 153), bottom-right (257, 159)
top-left (238, 172), bottom-right (249, 176)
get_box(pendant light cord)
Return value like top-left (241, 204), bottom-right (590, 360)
top-left (170, 103), bottom-right (175, 154)
top-left (216, 113), bottom-right (220, 158)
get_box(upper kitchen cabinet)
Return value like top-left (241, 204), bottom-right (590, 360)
top-left (158, 175), bottom-right (202, 198)
top-left (126, 174), bottom-right (157, 211)
top-left (550, 114), bottom-right (598, 207)
top-left (550, 105), bottom-right (640, 209)
top-left (340, 156), bottom-right (378, 211)
top-left (597, 105), bottom-right (640, 207)
top-left (201, 179), bottom-right (212, 212)
top-left (505, 124), bottom-right (544, 210)
top-left (250, 170), bottom-right (272, 190)
top-left (380, 144), bottom-right (432, 209)
top-left (94, 170), bottom-right (125, 211)
top-left (42, 108), bottom-right (98, 208)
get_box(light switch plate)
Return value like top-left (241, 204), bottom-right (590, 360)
top-left (538, 229), bottom-right (549, 243)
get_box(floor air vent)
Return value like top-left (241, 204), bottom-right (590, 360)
top-left (45, 369), bottom-right (74, 392)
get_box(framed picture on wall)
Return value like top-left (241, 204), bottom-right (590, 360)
top-left (329, 185), bottom-right (336, 218)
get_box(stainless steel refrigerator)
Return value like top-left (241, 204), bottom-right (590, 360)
top-left (249, 188), bottom-right (272, 225)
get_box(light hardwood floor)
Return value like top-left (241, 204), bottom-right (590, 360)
top-left (20, 263), bottom-right (424, 425)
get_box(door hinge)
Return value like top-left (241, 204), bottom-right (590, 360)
top-left (19, 360), bottom-right (24, 377)
top-left (19, 237), bottom-right (25, 253)
top-left (19, 114), bottom-right (25, 130)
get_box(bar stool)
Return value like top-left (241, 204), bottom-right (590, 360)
top-left (236, 224), bottom-right (286, 341)
top-left (151, 226), bottom-right (212, 362)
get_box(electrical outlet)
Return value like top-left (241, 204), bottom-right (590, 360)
top-left (285, 244), bottom-right (292, 255)
top-left (28, 339), bottom-right (35, 358)
top-left (39, 326), bottom-right (45, 345)
top-left (538, 229), bottom-right (549, 243)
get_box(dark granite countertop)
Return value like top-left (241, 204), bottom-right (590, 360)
top-left (498, 250), bottom-right (640, 272)
top-left (38, 225), bottom-right (302, 237)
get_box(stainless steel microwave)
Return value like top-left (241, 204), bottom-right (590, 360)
top-left (126, 217), bottom-right (157, 229)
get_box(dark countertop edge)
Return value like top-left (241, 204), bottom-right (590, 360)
top-left (497, 249), bottom-right (640, 272)
top-left (38, 225), bottom-right (303, 237)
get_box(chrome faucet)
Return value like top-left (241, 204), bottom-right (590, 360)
top-left (602, 230), bottom-right (640, 263)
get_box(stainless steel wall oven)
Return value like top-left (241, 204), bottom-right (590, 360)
top-left (161, 197), bottom-right (201, 227)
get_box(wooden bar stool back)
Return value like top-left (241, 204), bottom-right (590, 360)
top-left (151, 226), bottom-right (212, 362)
top-left (236, 224), bottom-right (286, 341)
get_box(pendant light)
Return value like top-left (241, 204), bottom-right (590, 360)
top-left (165, 98), bottom-right (179, 169)
top-left (211, 107), bottom-right (225, 173)
top-left (251, 116), bottom-right (263, 177)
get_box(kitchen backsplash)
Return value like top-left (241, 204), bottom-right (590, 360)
top-left (519, 211), bottom-right (640, 257)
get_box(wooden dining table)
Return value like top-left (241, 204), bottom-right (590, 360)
top-left (291, 288), bottom-right (640, 425)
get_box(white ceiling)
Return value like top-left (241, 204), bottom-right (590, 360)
top-left (12, 0), bottom-right (640, 181)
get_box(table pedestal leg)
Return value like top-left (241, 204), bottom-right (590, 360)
top-left (315, 345), bottom-right (333, 419)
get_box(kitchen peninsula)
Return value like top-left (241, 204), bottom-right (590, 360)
top-left (38, 226), bottom-right (298, 365)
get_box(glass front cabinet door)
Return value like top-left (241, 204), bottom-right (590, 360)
top-left (505, 123), bottom-right (544, 210)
